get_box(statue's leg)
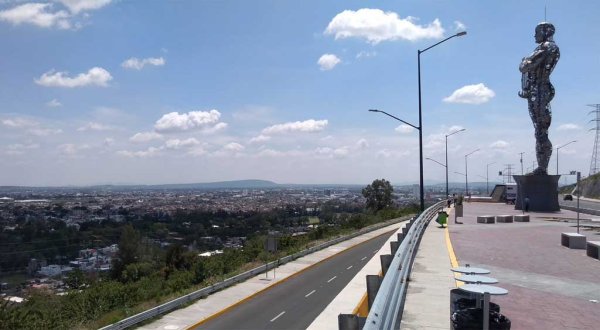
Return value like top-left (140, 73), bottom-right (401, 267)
top-left (533, 87), bottom-right (553, 174)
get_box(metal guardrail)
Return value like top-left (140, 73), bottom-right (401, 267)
top-left (363, 201), bottom-right (444, 330)
top-left (100, 215), bottom-right (412, 330)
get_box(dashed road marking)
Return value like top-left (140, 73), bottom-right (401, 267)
top-left (327, 276), bottom-right (337, 283)
top-left (270, 311), bottom-right (286, 322)
top-left (305, 290), bottom-right (316, 298)
top-left (347, 265), bottom-right (353, 270)
top-left (373, 249), bottom-right (379, 253)
top-left (361, 256), bottom-right (367, 261)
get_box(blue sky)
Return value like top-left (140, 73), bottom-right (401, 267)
top-left (1, 0), bottom-right (599, 186)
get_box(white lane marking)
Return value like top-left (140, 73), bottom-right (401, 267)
top-left (305, 289), bottom-right (316, 298)
top-left (373, 249), bottom-right (379, 253)
top-left (347, 265), bottom-right (353, 270)
top-left (270, 311), bottom-right (286, 322)
top-left (327, 276), bottom-right (337, 283)
top-left (361, 256), bottom-right (367, 261)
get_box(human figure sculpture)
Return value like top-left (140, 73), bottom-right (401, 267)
top-left (519, 22), bottom-right (560, 175)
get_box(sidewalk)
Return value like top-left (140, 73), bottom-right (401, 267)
top-left (138, 220), bottom-right (409, 330)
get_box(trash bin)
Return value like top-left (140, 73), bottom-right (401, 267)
top-left (451, 308), bottom-right (511, 330)
top-left (437, 210), bottom-right (448, 226)
top-left (454, 297), bottom-right (500, 313)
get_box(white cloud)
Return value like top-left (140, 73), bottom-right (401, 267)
top-left (454, 20), bottom-right (466, 32)
top-left (130, 131), bottom-right (163, 143)
top-left (58, 0), bottom-right (112, 14)
top-left (257, 148), bottom-right (283, 157)
top-left (117, 147), bottom-right (161, 158)
top-left (443, 83), bottom-right (495, 105)
top-left (557, 123), bottom-right (581, 131)
top-left (77, 122), bottom-right (112, 131)
top-left (490, 140), bottom-right (509, 149)
top-left (356, 138), bottom-right (369, 149)
top-left (249, 135), bottom-right (271, 144)
top-left (5, 143), bottom-right (40, 155)
top-left (315, 146), bottom-right (349, 158)
top-left (2, 117), bottom-right (62, 136)
top-left (35, 67), bottom-right (112, 88)
top-left (121, 57), bottom-right (166, 70)
top-left (223, 142), bottom-right (244, 152)
top-left (262, 119), bottom-right (328, 135)
top-left (0, 3), bottom-right (71, 29)
top-left (188, 147), bottom-right (206, 156)
top-left (318, 54), bottom-right (341, 71)
top-left (201, 122), bottom-right (228, 134)
top-left (448, 125), bottom-right (465, 133)
top-left (356, 51), bottom-right (377, 59)
top-left (2, 118), bottom-right (37, 128)
top-left (58, 143), bottom-right (90, 156)
top-left (325, 8), bottom-right (444, 44)
top-left (46, 99), bottom-right (62, 107)
top-left (164, 138), bottom-right (200, 150)
top-left (28, 127), bottom-right (63, 136)
top-left (395, 124), bottom-right (415, 134)
top-left (154, 109), bottom-right (223, 133)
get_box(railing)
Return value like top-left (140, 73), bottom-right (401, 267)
top-left (363, 201), bottom-right (444, 330)
top-left (100, 215), bottom-right (412, 330)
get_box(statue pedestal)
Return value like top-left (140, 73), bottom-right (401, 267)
top-left (513, 175), bottom-right (560, 212)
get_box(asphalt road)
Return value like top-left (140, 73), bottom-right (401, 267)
top-left (194, 229), bottom-right (396, 330)
top-left (560, 195), bottom-right (600, 212)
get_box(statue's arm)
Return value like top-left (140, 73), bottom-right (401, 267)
top-left (519, 47), bottom-right (547, 73)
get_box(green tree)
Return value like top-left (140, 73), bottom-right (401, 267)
top-left (112, 224), bottom-right (141, 279)
top-left (362, 179), bottom-right (394, 211)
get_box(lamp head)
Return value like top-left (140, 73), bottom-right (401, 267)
top-left (368, 109), bottom-right (379, 112)
top-left (456, 31), bottom-right (467, 37)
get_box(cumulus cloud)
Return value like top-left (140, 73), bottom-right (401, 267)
top-left (324, 8), bottom-right (444, 44)
top-left (448, 125), bottom-right (465, 133)
top-left (121, 57), bottom-right (166, 70)
top-left (35, 67), bottom-right (112, 88)
top-left (77, 122), bottom-right (113, 131)
top-left (315, 146), bottom-right (349, 158)
top-left (2, 118), bottom-right (37, 128)
top-left (154, 109), bottom-right (223, 133)
top-left (201, 122), bottom-right (228, 134)
top-left (356, 51), bottom-right (377, 59)
top-left (164, 138), bottom-right (200, 150)
top-left (318, 54), bottom-right (341, 71)
top-left (58, 143), bottom-right (90, 157)
top-left (356, 138), bottom-right (369, 149)
top-left (490, 140), bottom-right (509, 149)
top-left (262, 119), bottom-right (328, 135)
top-left (46, 99), bottom-right (62, 107)
top-left (58, 0), bottom-right (112, 14)
top-left (223, 142), bottom-right (244, 152)
top-left (0, 3), bottom-right (71, 29)
top-left (443, 83), bottom-right (495, 104)
top-left (29, 127), bottom-right (63, 136)
top-left (130, 131), bottom-right (163, 143)
top-left (249, 135), bottom-right (271, 144)
top-left (2, 117), bottom-right (62, 136)
top-left (454, 20), bottom-right (466, 32)
top-left (395, 124), bottom-right (415, 134)
top-left (557, 123), bottom-right (581, 131)
top-left (117, 147), bottom-right (161, 158)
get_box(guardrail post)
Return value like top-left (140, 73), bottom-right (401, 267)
top-left (402, 226), bottom-right (409, 236)
top-left (366, 274), bottom-right (382, 310)
top-left (390, 241), bottom-right (399, 255)
top-left (380, 254), bottom-right (392, 276)
top-left (397, 232), bottom-right (404, 244)
top-left (338, 314), bottom-right (366, 330)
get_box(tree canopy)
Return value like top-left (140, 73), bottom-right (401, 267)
top-left (362, 179), bottom-right (394, 211)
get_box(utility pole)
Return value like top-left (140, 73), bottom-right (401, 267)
top-left (519, 152), bottom-right (524, 175)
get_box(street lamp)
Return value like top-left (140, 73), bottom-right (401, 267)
top-left (445, 128), bottom-right (466, 198)
top-left (465, 149), bottom-right (480, 196)
top-left (486, 162), bottom-right (496, 195)
top-left (415, 31), bottom-right (467, 211)
top-left (556, 140), bottom-right (577, 175)
top-left (369, 109), bottom-right (423, 210)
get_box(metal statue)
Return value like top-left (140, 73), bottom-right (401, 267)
top-left (519, 22), bottom-right (560, 175)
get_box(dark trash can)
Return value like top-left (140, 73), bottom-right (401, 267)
top-left (451, 307), bottom-right (511, 330)
top-left (454, 297), bottom-right (500, 313)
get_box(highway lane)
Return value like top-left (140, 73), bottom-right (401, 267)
top-left (560, 196), bottom-right (600, 213)
top-left (194, 228), bottom-right (397, 330)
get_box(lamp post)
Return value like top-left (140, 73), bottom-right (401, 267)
top-left (415, 31), bottom-right (467, 211)
top-left (556, 140), bottom-right (577, 175)
top-left (465, 149), bottom-right (480, 196)
top-left (445, 128), bottom-right (466, 198)
top-left (486, 162), bottom-right (496, 195)
top-left (369, 109), bottom-right (423, 210)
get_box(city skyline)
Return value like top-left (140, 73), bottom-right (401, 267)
top-left (1, 1), bottom-right (599, 186)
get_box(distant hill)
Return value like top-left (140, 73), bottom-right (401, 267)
top-left (561, 172), bottom-right (600, 198)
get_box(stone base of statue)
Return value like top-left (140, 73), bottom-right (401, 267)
top-left (513, 174), bottom-right (560, 212)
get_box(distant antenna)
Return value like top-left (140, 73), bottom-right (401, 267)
top-left (518, 152), bottom-right (525, 175)
top-left (588, 104), bottom-right (600, 176)
top-left (500, 164), bottom-right (515, 183)
top-left (544, 6), bottom-right (547, 21)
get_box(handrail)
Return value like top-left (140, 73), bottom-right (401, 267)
top-left (363, 201), bottom-right (444, 330)
top-left (99, 215), bottom-right (412, 330)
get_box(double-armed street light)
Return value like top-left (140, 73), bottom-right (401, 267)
top-left (465, 149), bottom-right (480, 196)
top-left (445, 128), bottom-right (466, 197)
top-left (556, 140), bottom-right (577, 175)
top-left (369, 31), bottom-right (467, 212)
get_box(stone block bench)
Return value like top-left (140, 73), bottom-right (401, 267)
top-left (561, 232), bottom-right (586, 249)
top-left (477, 215), bottom-right (495, 224)
top-left (513, 214), bottom-right (530, 222)
top-left (587, 241), bottom-right (600, 259)
top-left (496, 215), bottom-right (513, 223)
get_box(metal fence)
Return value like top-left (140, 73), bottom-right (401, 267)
top-left (99, 215), bottom-right (411, 330)
top-left (363, 201), bottom-right (444, 330)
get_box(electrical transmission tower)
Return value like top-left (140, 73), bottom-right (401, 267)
top-left (499, 164), bottom-right (515, 183)
top-left (589, 104), bottom-right (600, 176)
